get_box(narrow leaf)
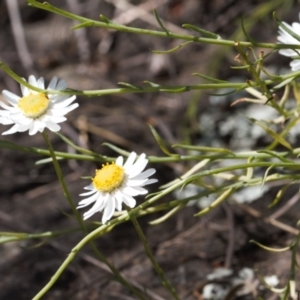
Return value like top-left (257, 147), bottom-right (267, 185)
top-left (241, 18), bottom-right (259, 46)
top-left (148, 125), bottom-right (179, 157)
top-left (118, 82), bottom-right (143, 90)
top-left (143, 81), bottom-right (160, 87)
top-left (268, 184), bottom-right (291, 208)
top-left (192, 73), bottom-right (229, 83)
top-left (257, 150), bottom-right (294, 163)
top-left (172, 144), bottom-right (234, 155)
top-left (149, 204), bottom-right (185, 225)
top-left (182, 24), bottom-right (220, 39)
top-left (194, 188), bottom-right (233, 217)
top-left (250, 240), bottom-right (290, 252)
top-left (153, 9), bottom-right (170, 35)
top-left (152, 41), bottom-right (193, 54)
top-left (248, 118), bottom-right (293, 150)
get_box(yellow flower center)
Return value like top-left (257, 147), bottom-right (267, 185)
top-left (92, 163), bottom-right (125, 193)
top-left (18, 93), bottom-right (49, 118)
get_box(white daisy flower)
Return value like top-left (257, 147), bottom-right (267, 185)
top-left (77, 152), bottom-right (157, 224)
top-left (0, 75), bottom-right (78, 135)
top-left (277, 13), bottom-right (300, 71)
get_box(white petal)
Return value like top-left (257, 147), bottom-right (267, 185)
top-left (114, 191), bottom-right (123, 211)
top-left (52, 96), bottom-right (77, 108)
top-left (11, 113), bottom-right (31, 124)
top-left (80, 189), bottom-right (97, 196)
top-left (102, 197), bottom-right (115, 223)
top-left (143, 178), bottom-right (158, 185)
top-left (20, 80), bottom-right (30, 96)
top-left (84, 184), bottom-right (94, 191)
top-left (132, 168), bottom-right (156, 180)
top-left (290, 59), bottom-right (300, 71)
top-left (17, 123), bottom-right (32, 132)
top-left (77, 192), bottom-right (99, 207)
top-left (279, 48), bottom-right (298, 57)
top-left (44, 120), bottom-right (61, 132)
top-left (29, 121), bottom-right (40, 135)
top-left (37, 77), bottom-right (45, 89)
top-left (128, 155), bottom-right (148, 178)
top-left (56, 79), bottom-right (67, 90)
top-left (123, 152), bottom-right (137, 169)
top-left (0, 109), bottom-right (12, 117)
top-left (122, 193), bottom-right (136, 208)
top-left (0, 101), bottom-right (15, 110)
top-left (47, 76), bottom-right (58, 90)
top-left (2, 90), bottom-right (20, 105)
top-left (83, 194), bottom-right (108, 220)
top-left (115, 155), bottom-right (123, 166)
top-left (127, 179), bottom-right (148, 187)
top-left (123, 186), bottom-right (147, 196)
top-left (48, 116), bottom-right (66, 123)
top-left (292, 22), bottom-right (300, 36)
top-left (0, 117), bottom-right (13, 125)
top-left (2, 124), bottom-right (20, 135)
top-left (28, 75), bottom-right (37, 87)
top-left (49, 95), bottom-right (69, 102)
top-left (51, 103), bottom-right (79, 116)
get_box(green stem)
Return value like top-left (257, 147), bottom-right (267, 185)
top-left (128, 212), bottom-right (180, 300)
top-left (3, 138), bottom-right (300, 164)
top-left (42, 131), bottom-right (84, 227)
top-left (27, 0), bottom-right (300, 50)
top-left (0, 227), bottom-right (81, 244)
top-left (1, 60), bottom-right (300, 97)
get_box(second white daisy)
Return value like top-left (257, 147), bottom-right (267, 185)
top-left (0, 75), bottom-right (78, 135)
top-left (77, 152), bottom-right (157, 224)
top-left (277, 13), bottom-right (300, 71)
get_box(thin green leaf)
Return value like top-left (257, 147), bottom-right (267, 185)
top-left (241, 17), bottom-right (259, 46)
top-left (257, 150), bottom-right (294, 163)
top-left (118, 82), bottom-right (143, 90)
top-left (160, 87), bottom-right (190, 93)
top-left (194, 188), bottom-right (233, 217)
top-left (248, 118), bottom-right (293, 150)
top-left (152, 41), bottom-right (193, 54)
top-left (250, 240), bottom-right (290, 252)
top-left (271, 76), bottom-right (295, 91)
top-left (35, 157), bottom-right (62, 165)
top-left (148, 125), bottom-right (180, 158)
top-left (182, 24), bottom-right (220, 39)
top-left (172, 144), bottom-right (234, 155)
top-left (245, 157), bottom-right (254, 181)
top-left (99, 14), bottom-right (111, 23)
top-left (261, 164), bottom-right (276, 187)
top-left (231, 65), bottom-right (251, 70)
top-left (192, 73), bottom-right (229, 83)
top-left (149, 204), bottom-right (185, 225)
top-left (256, 271), bottom-right (286, 294)
top-left (153, 9), bottom-right (170, 35)
top-left (143, 81), bottom-right (160, 87)
top-left (268, 184), bottom-right (291, 208)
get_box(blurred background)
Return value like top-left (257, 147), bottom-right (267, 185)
top-left (0, 0), bottom-right (299, 299)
